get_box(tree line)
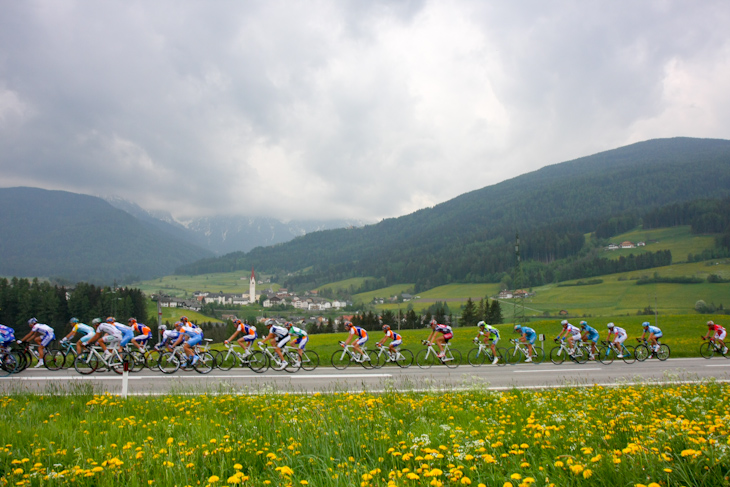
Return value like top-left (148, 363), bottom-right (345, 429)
top-left (0, 278), bottom-right (148, 337)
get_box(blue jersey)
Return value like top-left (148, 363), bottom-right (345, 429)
top-left (645, 326), bottom-right (662, 336)
top-left (583, 325), bottom-right (599, 338)
top-left (0, 324), bottom-right (15, 343)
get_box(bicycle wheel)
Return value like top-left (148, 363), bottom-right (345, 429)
top-left (144, 349), bottom-right (162, 370)
top-left (634, 344), bottom-right (650, 362)
top-left (331, 350), bottom-right (352, 370)
top-left (443, 349), bottom-right (461, 368)
top-left (467, 347), bottom-right (487, 366)
top-left (620, 345), bottom-right (636, 364)
top-left (74, 352), bottom-right (99, 374)
top-left (158, 352), bottom-right (181, 374)
top-left (111, 351), bottom-right (133, 374)
top-left (597, 346), bottom-right (615, 364)
top-left (494, 347), bottom-right (507, 366)
top-left (395, 349), bottom-right (414, 368)
top-left (128, 350), bottom-right (146, 372)
top-left (371, 350), bottom-right (387, 368)
top-left (44, 350), bottom-right (65, 371)
top-left (1, 352), bottom-right (18, 376)
top-left (359, 350), bottom-right (376, 369)
top-left (571, 346), bottom-right (588, 364)
top-left (247, 350), bottom-right (268, 373)
top-left (218, 350), bottom-right (238, 370)
top-left (300, 350), bottom-right (319, 371)
top-left (531, 347), bottom-right (546, 364)
top-left (416, 349), bottom-right (437, 368)
top-left (507, 348), bottom-right (523, 365)
top-left (550, 346), bottom-right (566, 365)
top-left (283, 352), bottom-right (301, 373)
top-left (60, 349), bottom-right (76, 369)
top-left (193, 352), bottom-right (215, 374)
top-left (656, 344), bottom-right (670, 361)
top-left (700, 342), bottom-right (714, 359)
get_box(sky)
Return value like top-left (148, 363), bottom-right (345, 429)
top-left (1, 1), bottom-right (729, 223)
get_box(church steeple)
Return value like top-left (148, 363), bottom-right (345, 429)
top-left (249, 267), bottom-right (256, 304)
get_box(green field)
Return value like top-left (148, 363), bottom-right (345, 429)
top-left (602, 226), bottom-right (716, 262)
top-left (135, 271), bottom-right (278, 298)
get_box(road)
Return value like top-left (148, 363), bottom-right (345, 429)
top-left (3, 357), bottom-right (730, 395)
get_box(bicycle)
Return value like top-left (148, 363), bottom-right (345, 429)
top-left (506, 338), bottom-right (545, 365)
top-left (19, 342), bottom-right (64, 371)
top-left (467, 339), bottom-right (507, 366)
top-left (416, 341), bottom-right (461, 368)
top-left (258, 341), bottom-right (300, 372)
top-left (331, 341), bottom-right (375, 370)
top-left (58, 340), bottom-right (78, 369)
top-left (73, 345), bottom-right (132, 375)
top-left (284, 346), bottom-right (320, 371)
top-left (549, 338), bottom-right (587, 365)
top-left (372, 343), bottom-right (414, 368)
top-left (159, 344), bottom-right (215, 374)
top-left (700, 336), bottom-right (730, 359)
top-left (1, 347), bottom-right (20, 376)
top-left (635, 338), bottom-right (670, 362)
top-left (597, 340), bottom-right (635, 364)
top-left (217, 342), bottom-right (268, 372)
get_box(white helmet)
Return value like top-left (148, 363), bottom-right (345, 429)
top-left (607, 322), bottom-right (615, 329)
top-left (159, 324), bottom-right (167, 331)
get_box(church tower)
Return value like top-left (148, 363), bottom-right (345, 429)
top-left (249, 267), bottom-right (256, 304)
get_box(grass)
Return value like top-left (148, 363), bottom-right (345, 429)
top-left (2, 381), bottom-right (729, 486)
top-left (601, 226), bottom-right (717, 262)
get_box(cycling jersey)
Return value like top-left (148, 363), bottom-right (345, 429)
top-left (582, 325), bottom-right (599, 342)
top-left (289, 326), bottom-right (307, 338)
top-left (132, 323), bottom-right (151, 337)
top-left (236, 323), bottom-right (257, 336)
top-left (480, 325), bottom-right (499, 337)
top-left (114, 322), bottom-right (135, 346)
top-left (269, 325), bottom-right (289, 339)
top-left (32, 323), bottom-right (56, 346)
top-left (349, 326), bottom-right (367, 338)
top-left (521, 327), bottom-right (537, 344)
top-left (158, 330), bottom-right (180, 347)
top-left (72, 323), bottom-right (95, 336)
top-left (645, 326), bottom-right (662, 337)
top-left (563, 324), bottom-right (581, 335)
top-left (710, 324), bottom-right (726, 334)
top-left (0, 324), bottom-right (15, 345)
top-left (98, 323), bottom-right (122, 339)
top-left (384, 329), bottom-right (402, 341)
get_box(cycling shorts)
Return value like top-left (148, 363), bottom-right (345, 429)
top-left (442, 332), bottom-right (453, 342)
top-left (356, 336), bottom-right (368, 347)
top-left (390, 338), bottom-right (402, 347)
top-left (585, 333), bottom-right (599, 343)
top-left (186, 334), bottom-right (203, 347)
top-left (120, 330), bottom-right (135, 347)
top-left (79, 331), bottom-right (96, 344)
top-left (293, 336), bottom-right (309, 350)
top-left (524, 333), bottom-right (536, 345)
top-left (241, 333), bottom-right (257, 343)
top-left (489, 336), bottom-right (500, 345)
top-left (716, 330), bottom-right (727, 341)
top-left (133, 335), bottom-right (151, 344)
top-left (40, 332), bottom-right (55, 347)
top-left (276, 335), bottom-right (291, 348)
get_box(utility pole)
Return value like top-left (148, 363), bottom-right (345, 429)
top-left (513, 232), bottom-right (526, 325)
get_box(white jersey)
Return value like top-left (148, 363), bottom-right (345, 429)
top-left (97, 323), bottom-right (122, 338)
top-left (611, 326), bottom-right (627, 337)
top-left (31, 323), bottom-right (54, 336)
top-left (564, 324), bottom-right (581, 335)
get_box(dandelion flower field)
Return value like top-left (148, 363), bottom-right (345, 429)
top-left (2, 382), bottom-right (729, 486)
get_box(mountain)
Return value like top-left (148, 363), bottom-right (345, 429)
top-left (175, 137), bottom-right (730, 289)
top-left (0, 187), bottom-right (213, 284)
top-left (102, 196), bottom-right (365, 255)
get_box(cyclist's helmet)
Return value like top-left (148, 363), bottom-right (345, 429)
top-left (284, 322), bottom-right (293, 328)
top-left (159, 324), bottom-right (167, 331)
top-left (91, 318), bottom-right (101, 326)
top-left (477, 321), bottom-right (486, 328)
top-left (708, 320), bottom-right (716, 327)
top-left (28, 317), bottom-right (38, 325)
top-left (561, 319), bottom-right (569, 327)
top-left (106, 316), bottom-right (115, 323)
top-left (128, 318), bottom-right (137, 325)
top-left (344, 321), bottom-right (353, 329)
top-left (642, 321), bottom-right (650, 328)
top-left (430, 319), bottom-right (438, 327)
top-left (70, 317), bottom-right (79, 324)
top-left (382, 324), bottom-right (391, 332)
top-left (514, 324), bottom-right (523, 333)
top-left (180, 316), bottom-right (189, 322)
top-left (174, 321), bottom-right (183, 329)
top-left (265, 319), bottom-right (276, 327)
top-left (233, 319), bottom-right (242, 325)
top-left (607, 322), bottom-right (615, 329)
top-left (579, 320), bottom-right (587, 329)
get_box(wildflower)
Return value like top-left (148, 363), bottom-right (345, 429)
top-left (276, 466), bottom-right (294, 477)
top-left (663, 468), bottom-right (673, 473)
top-left (406, 473), bottom-right (420, 480)
top-left (460, 477), bottom-right (472, 485)
top-left (510, 473), bottom-right (522, 480)
top-left (570, 464), bottom-right (584, 475)
top-left (582, 469), bottom-right (592, 479)
top-left (208, 475), bottom-right (220, 483)
top-left (554, 461), bottom-right (564, 468)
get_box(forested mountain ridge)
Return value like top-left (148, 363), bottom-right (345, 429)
top-left (0, 187), bottom-right (213, 284)
top-left (176, 137), bottom-right (730, 289)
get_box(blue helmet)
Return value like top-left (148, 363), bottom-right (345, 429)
top-left (579, 320), bottom-right (588, 329)
top-left (70, 317), bottom-right (79, 324)
top-left (514, 324), bottom-right (523, 333)
top-left (642, 321), bottom-right (650, 328)
top-left (28, 317), bottom-right (38, 325)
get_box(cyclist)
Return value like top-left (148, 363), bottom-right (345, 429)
top-left (639, 321), bottom-right (663, 354)
top-left (556, 320), bottom-right (582, 355)
top-left (704, 320), bottom-right (727, 354)
top-left (225, 319), bottom-right (258, 355)
top-left (514, 324), bottom-right (537, 362)
top-left (155, 324), bottom-right (181, 352)
top-left (285, 321), bottom-right (308, 363)
top-left (376, 324), bottom-right (403, 359)
top-left (606, 322), bottom-right (629, 357)
top-left (343, 321), bottom-right (369, 361)
top-left (476, 321), bottom-right (500, 365)
top-left (86, 317), bottom-right (123, 359)
top-left (18, 318), bottom-right (56, 368)
top-left (425, 319), bottom-right (453, 359)
top-left (60, 318), bottom-right (96, 355)
top-left (579, 320), bottom-right (600, 360)
top-left (173, 319), bottom-right (204, 366)
top-left (0, 324), bottom-right (15, 351)
top-left (128, 318), bottom-right (152, 352)
top-left (110, 318), bottom-right (135, 350)
top-left (261, 319), bottom-right (291, 370)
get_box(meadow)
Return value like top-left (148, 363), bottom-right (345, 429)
top-left (2, 381), bottom-right (729, 487)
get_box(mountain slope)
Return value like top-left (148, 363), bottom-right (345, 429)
top-left (176, 137), bottom-right (730, 287)
top-left (0, 187), bottom-right (213, 283)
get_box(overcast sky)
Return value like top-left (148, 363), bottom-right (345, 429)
top-left (1, 1), bottom-right (729, 222)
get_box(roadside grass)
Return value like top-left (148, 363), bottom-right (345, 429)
top-left (2, 381), bottom-right (729, 486)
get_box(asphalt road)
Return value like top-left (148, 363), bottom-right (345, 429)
top-left (2, 357), bottom-right (729, 395)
